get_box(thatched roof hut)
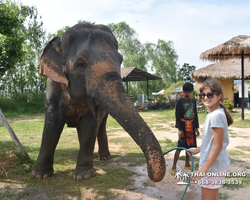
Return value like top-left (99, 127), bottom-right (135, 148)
top-left (192, 59), bottom-right (250, 103)
top-left (191, 59), bottom-right (250, 80)
top-left (200, 35), bottom-right (250, 61)
top-left (199, 35), bottom-right (250, 117)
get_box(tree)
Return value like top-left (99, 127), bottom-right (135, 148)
top-left (47, 25), bottom-right (70, 42)
top-left (107, 21), bottom-right (147, 70)
top-left (20, 5), bottom-right (47, 98)
top-left (0, 1), bottom-right (47, 99)
top-left (177, 63), bottom-right (196, 83)
top-left (145, 39), bottom-right (179, 89)
top-left (0, 0), bottom-right (26, 75)
top-left (108, 22), bottom-right (179, 99)
top-left (107, 21), bottom-right (148, 98)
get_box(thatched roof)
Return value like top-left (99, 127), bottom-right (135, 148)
top-left (191, 59), bottom-right (250, 80)
top-left (200, 35), bottom-right (250, 61)
top-left (120, 67), bottom-right (161, 82)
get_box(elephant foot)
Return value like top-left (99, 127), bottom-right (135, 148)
top-left (98, 151), bottom-right (111, 160)
top-left (32, 164), bottom-right (54, 179)
top-left (73, 166), bottom-right (96, 181)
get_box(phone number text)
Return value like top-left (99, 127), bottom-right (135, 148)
top-left (195, 180), bottom-right (243, 185)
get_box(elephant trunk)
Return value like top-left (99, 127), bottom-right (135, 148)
top-left (92, 72), bottom-right (166, 182)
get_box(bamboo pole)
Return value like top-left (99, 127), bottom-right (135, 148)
top-left (0, 109), bottom-right (30, 159)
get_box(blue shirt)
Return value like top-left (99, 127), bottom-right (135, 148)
top-left (199, 108), bottom-right (231, 172)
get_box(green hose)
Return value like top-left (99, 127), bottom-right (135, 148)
top-left (163, 147), bottom-right (194, 200)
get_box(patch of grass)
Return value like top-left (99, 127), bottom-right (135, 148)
top-left (230, 158), bottom-right (245, 163)
top-left (0, 97), bottom-right (45, 117)
top-left (107, 128), bottom-right (124, 133)
top-left (106, 115), bottom-right (124, 133)
top-left (229, 130), bottom-right (237, 138)
top-left (150, 124), bottom-right (165, 130)
top-left (104, 137), bottom-right (145, 166)
top-left (230, 110), bottom-right (250, 128)
top-left (0, 150), bottom-right (35, 177)
top-left (0, 114), bottom-right (136, 199)
top-left (227, 150), bottom-right (246, 157)
top-left (106, 115), bottom-right (122, 128)
top-left (160, 138), bottom-right (177, 153)
top-left (109, 137), bottom-right (179, 167)
top-left (139, 109), bottom-right (176, 127)
top-left (219, 192), bottom-right (230, 200)
top-left (224, 175), bottom-right (250, 190)
top-left (228, 150), bottom-right (250, 163)
top-left (81, 168), bottom-right (135, 199)
top-left (236, 146), bottom-right (250, 152)
top-left (109, 137), bottom-right (141, 154)
top-left (197, 112), bottom-right (208, 125)
top-left (232, 119), bottom-right (250, 128)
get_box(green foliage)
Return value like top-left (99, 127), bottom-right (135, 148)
top-left (47, 25), bottom-right (70, 41)
top-left (108, 21), bottom-right (147, 70)
top-left (108, 21), bottom-right (179, 97)
top-left (0, 0), bottom-right (23, 35)
top-left (223, 100), bottom-right (234, 111)
top-left (0, 1), bottom-right (47, 100)
top-left (145, 39), bottom-right (179, 88)
top-left (0, 0), bottom-right (26, 75)
top-left (0, 95), bottom-right (44, 115)
top-left (13, 152), bottom-right (35, 175)
top-left (108, 22), bottom-right (150, 97)
top-left (164, 81), bottom-right (184, 97)
top-left (177, 63), bottom-right (196, 83)
top-left (191, 89), bottom-right (199, 100)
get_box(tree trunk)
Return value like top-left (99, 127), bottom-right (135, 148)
top-left (0, 109), bottom-right (30, 159)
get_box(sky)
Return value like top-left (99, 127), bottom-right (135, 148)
top-left (20, 0), bottom-right (250, 70)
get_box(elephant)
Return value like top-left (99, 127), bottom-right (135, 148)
top-left (32, 22), bottom-right (166, 182)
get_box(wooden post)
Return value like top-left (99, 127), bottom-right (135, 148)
top-left (241, 49), bottom-right (245, 120)
top-left (0, 109), bottom-right (30, 159)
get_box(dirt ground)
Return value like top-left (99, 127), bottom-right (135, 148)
top-left (104, 125), bottom-right (250, 200)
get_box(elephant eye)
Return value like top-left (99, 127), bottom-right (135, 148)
top-left (76, 60), bottom-right (88, 71)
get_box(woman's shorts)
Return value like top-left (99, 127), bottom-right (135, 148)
top-left (198, 168), bottom-right (228, 189)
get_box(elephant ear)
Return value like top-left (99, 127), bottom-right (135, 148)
top-left (39, 37), bottom-right (68, 86)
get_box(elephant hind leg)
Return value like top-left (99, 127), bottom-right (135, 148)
top-left (97, 113), bottom-right (110, 160)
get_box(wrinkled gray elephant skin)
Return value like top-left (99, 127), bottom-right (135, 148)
top-left (32, 22), bottom-right (166, 182)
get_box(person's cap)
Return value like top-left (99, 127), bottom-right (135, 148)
top-left (183, 82), bottom-right (194, 92)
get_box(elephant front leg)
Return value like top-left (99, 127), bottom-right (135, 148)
top-left (74, 111), bottom-right (99, 181)
top-left (97, 113), bottom-right (110, 160)
top-left (32, 110), bottom-right (65, 179)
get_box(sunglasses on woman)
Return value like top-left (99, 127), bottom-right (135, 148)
top-left (199, 92), bottom-right (221, 99)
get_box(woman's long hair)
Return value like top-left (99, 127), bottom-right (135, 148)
top-left (199, 79), bottom-right (233, 126)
